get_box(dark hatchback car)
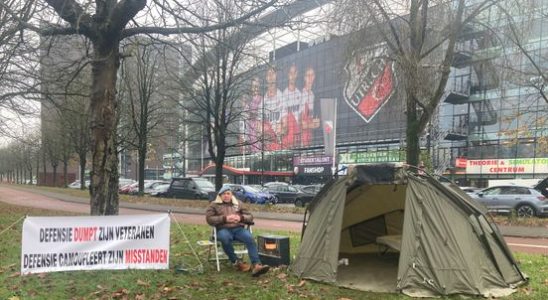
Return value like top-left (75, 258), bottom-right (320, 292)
top-left (300, 184), bottom-right (324, 196)
top-left (264, 185), bottom-right (315, 207)
top-left (166, 177), bottom-right (215, 200)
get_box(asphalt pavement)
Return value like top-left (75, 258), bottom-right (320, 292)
top-left (3, 185), bottom-right (548, 239)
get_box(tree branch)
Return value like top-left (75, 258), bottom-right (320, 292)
top-left (121, 0), bottom-right (277, 39)
top-left (417, 0), bottom-right (466, 132)
top-left (43, 0), bottom-right (95, 38)
top-left (370, 0), bottom-right (404, 56)
top-left (111, 0), bottom-right (146, 33)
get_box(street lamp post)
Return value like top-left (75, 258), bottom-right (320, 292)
top-left (261, 89), bottom-right (265, 185)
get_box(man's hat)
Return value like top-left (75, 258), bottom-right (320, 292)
top-left (218, 185), bottom-right (232, 195)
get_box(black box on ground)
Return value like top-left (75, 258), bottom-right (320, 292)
top-left (257, 234), bottom-right (290, 266)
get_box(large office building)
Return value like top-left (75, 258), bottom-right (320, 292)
top-left (188, 2), bottom-right (547, 186)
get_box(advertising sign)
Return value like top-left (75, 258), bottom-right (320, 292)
top-left (466, 158), bottom-right (548, 174)
top-left (296, 165), bottom-right (332, 176)
top-left (455, 157), bottom-right (467, 168)
top-left (339, 149), bottom-right (405, 164)
top-left (21, 214), bottom-right (170, 274)
top-left (293, 155), bottom-right (333, 166)
top-left (237, 36), bottom-right (405, 155)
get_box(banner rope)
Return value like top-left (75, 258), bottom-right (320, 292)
top-left (168, 211), bottom-right (204, 274)
top-left (0, 215), bottom-right (25, 237)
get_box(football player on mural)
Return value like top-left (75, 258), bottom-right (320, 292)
top-left (300, 66), bottom-right (319, 147)
top-left (245, 77), bottom-right (263, 152)
top-left (263, 66), bottom-right (282, 151)
top-left (281, 63), bottom-right (300, 148)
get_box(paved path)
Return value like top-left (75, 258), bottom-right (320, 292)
top-left (0, 186), bottom-right (302, 233)
top-left (0, 185), bottom-right (545, 254)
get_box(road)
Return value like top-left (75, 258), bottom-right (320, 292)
top-left (0, 186), bottom-right (302, 232)
top-left (0, 186), bottom-right (545, 255)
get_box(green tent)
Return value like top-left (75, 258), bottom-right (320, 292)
top-left (291, 164), bottom-right (527, 297)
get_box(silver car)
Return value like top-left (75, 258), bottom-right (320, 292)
top-left (472, 185), bottom-right (548, 217)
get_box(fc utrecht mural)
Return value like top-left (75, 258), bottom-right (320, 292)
top-left (239, 36), bottom-right (405, 155)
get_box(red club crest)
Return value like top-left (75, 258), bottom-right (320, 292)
top-left (344, 46), bottom-right (396, 123)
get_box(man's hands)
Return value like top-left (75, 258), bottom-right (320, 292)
top-left (226, 214), bottom-right (241, 223)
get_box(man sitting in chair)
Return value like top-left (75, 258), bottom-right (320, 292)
top-left (205, 186), bottom-right (270, 277)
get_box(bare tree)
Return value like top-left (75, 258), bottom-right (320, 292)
top-left (332, 0), bottom-right (496, 167)
top-left (61, 92), bottom-right (91, 189)
top-left (169, 0), bottom-right (267, 190)
top-left (0, 144), bottom-right (17, 183)
top-left (117, 38), bottom-right (172, 195)
top-left (43, 121), bottom-right (62, 186)
top-left (4, 0), bottom-right (277, 215)
top-left (21, 133), bottom-right (41, 184)
top-left (0, 131), bottom-right (40, 184)
top-left (0, 0), bottom-right (40, 141)
top-left (493, 1), bottom-right (548, 153)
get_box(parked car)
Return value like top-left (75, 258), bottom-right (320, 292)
top-left (459, 186), bottom-right (481, 196)
top-left (127, 180), bottom-right (169, 195)
top-left (68, 180), bottom-right (90, 189)
top-left (264, 185), bottom-right (315, 207)
top-left (119, 178), bottom-right (135, 188)
top-left (223, 184), bottom-right (277, 205)
top-left (166, 177), bottom-right (215, 200)
top-left (144, 181), bottom-right (170, 195)
top-left (534, 177), bottom-right (548, 197)
top-left (247, 184), bottom-right (265, 191)
top-left (119, 182), bottom-right (138, 194)
top-left (150, 183), bottom-right (170, 197)
top-left (263, 181), bottom-right (289, 188)
top-left (471, 185), bottom-right (548, 217)
top-left (300, 184), bottom-right (324, 195)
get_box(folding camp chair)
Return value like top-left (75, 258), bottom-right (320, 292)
top-left (197, 223), bottom-right (254, 272)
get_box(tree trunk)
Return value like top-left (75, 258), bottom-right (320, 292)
top-left (406, 93), bottom-right (420, 168)
top-left (214, 150), bottom-right (225, 191)
top-left (28, 166), bottom-right (33, 185)
top-left (138, 146), bottom-right (146, 196)
top-left (215, 162), bottom-right (224, 191)
top-left (52, 164), bottom-right (58, 187)
top-left (63, 161), bottom-right (68, 187)
top-left (89, 40), bottom-right (120, 215)
top-left (36, 150), bottom-right (40, 186)
top-left (42, 149), bottom-right (46, 185)
top-left (79, 152), bottom-right (87, 190)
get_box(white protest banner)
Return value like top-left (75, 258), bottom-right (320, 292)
top-left (21, 214), bottom-right (170, 274)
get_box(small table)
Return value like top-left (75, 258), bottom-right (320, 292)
top-left (376, 234), bottom-right (402, 254)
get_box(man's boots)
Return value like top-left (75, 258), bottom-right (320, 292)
top-left (233, 260), bottom-right (251, 272)
top-left (251, 264), bottom-right (270, 277)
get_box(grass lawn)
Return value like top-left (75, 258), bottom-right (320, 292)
top-left (0, 192), bottom-right (547, 299)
